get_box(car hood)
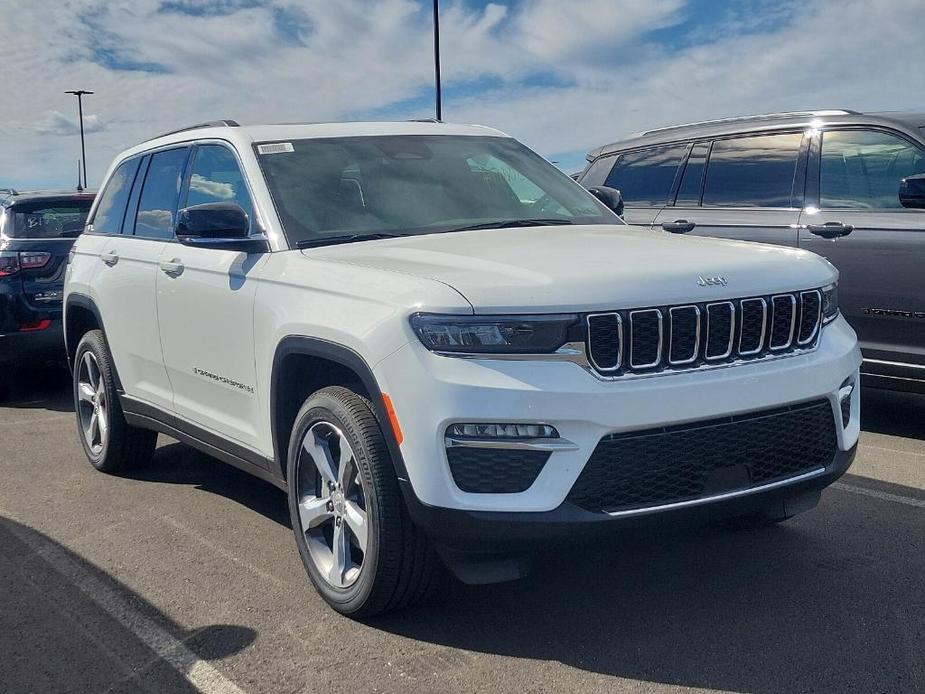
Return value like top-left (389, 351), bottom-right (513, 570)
top-left (306, 225), bottom-right (837, 313)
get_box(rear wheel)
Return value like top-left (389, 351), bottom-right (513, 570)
top-left (73, 330), bottom-right (157, 472)
top-left (287, 386), bottom-right (436, 617)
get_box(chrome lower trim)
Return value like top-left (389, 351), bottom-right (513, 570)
top-left (444, 436), bottom-right (579, 451)
top-left (863, 358), bottom-right (925, 371)
top-left (602, 466), bottom-right (828, 517)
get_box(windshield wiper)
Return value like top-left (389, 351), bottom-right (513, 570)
top-left (439, 218), bottom-right (574, 234)
top-left (296, 232), bottom-right (408, 249)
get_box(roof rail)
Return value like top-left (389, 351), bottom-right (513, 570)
top-left (406, 118), bottom-right (441, 123)
top-left (635, 110), bottom-right (861, 138)
top-left (149, 119), bottom-right (240, 141)
top-left (0, 188), bottom-right (18, 196)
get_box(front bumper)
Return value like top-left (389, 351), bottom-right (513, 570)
top-left (374, 316), bottom-right (861, 520)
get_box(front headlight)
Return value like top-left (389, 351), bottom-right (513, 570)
top-left (821, 282), bottom-right (839, 324)
top-left (410, 313), bottom-right (579, 354)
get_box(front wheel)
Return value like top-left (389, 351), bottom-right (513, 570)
top-left (287, 386), bottom-right (436, 617)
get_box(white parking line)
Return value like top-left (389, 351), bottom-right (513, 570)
top-left (833, 482), bottom-right (925, 509)
top-left (5, 514), bottom-right (247, 694)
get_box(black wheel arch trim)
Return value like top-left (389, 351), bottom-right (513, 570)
top-left (270, 336), bottom-right (412, 488)
top-left (64, 292), bottom-right (123, 390)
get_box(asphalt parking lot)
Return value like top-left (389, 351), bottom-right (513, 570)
top-left (1, 369), bottom-right (923, 694)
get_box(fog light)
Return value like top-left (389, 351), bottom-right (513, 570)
top-left (447, 423), bottom-right (559, 440)
top-left (838, 380), bottom-right (855, 428)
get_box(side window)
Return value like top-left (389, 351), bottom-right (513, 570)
top-left (702, 133), bottom-right (803, 208)
top-left (184, 145), bottom-right (255, 226)
top-left (675, 142), bottom-right (710, 206)
top-left (134, 148), bottom-right (189, 239)
top-left (603, 145), bottom-right (687, 205)
top-left (92, 158), bottom-right (141, 235)
top-left (580, 154), bottom-right (617, 187)
top-left (820, 130), bottom-right (925, 209)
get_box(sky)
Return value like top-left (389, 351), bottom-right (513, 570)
top-left (1, 0), bottom-right (923, 190)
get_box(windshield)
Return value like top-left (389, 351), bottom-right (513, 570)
top-left (256, 135), bottom-right (616, 246)
top-left (7, 199), bottom-right (93, 239)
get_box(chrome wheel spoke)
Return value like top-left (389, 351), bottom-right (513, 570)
top-left (78, 382), bottom-right (95, 403)
top-left (343, 500), bottom-right (368, 553)
top-left (302, 431), bottom-right (337, 486)
top-left (97, 407), bottom-right (108, 441)
top-left (87, 411), bottom-right (99, 446)
top-left (329, 521), bottom-right (350, 586)
top-left (336, 433), bottom-right (354, 488)
top-left (299, 496), bottom-right (332, 530)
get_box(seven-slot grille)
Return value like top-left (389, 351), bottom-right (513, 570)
top-left (586, 290), bottom-right (822, 377)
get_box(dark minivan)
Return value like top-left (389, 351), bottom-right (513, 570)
top-left (580, 110), bottom-right (925, 393)
top-left (1, 190), bottom-right (95, 369)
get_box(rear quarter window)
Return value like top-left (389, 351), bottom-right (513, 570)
top-left (603, 145), bottom-right (687, 205)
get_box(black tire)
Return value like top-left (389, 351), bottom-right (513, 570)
top-left (73, 330), bottom-right (157, 472)
top-left (287, 386), bottom-right (437, 618)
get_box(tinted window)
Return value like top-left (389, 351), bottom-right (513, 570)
top-left (675, 142), bottom-right (710, 206)
top-left (185, 145), bottom-right (254, 225)
top-left (581, 154), bottom-right (617, 187)
top-left (603, 145), bottom-right (686, 205)
top-left (702, 133), bottom-right (803, 208)
top-left (820, 130), bottom-right (925, 209)
top-left (93, 158), bottom-right (140, 235)
top-left (7, 198), bottom-right (93, 239)
top-left (257, 135), bottom-right (609, 246)
top-left (134, 148), bottom-right (188, 238)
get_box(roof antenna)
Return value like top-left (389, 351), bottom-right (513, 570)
top-left (76, 159), bottom-right (84, 192)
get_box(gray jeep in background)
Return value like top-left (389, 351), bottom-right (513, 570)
top-left (579, 109), bottom-right (925, 393)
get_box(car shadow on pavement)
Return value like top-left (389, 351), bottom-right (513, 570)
top-left (370, 474), bottom-right (924, 692)
top-left (861, 386), bottom-right (925, 440)
top-left (0, 515), bottom-right (255, 694)
top-left (122, 441), bottom-right (292, 528)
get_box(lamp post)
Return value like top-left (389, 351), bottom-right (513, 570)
top-left (65, 90), bottom-right (94, 189)
top-left (433, 0), bottom-right (442, 121)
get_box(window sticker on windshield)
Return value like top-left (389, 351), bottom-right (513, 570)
top-left (257, 142), bottom-right (294, 155)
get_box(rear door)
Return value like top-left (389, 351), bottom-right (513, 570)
top-left (799, 127), bottom-right (925, 374)
top-left (155, 142), bottom-right (268, 457)
top-left (654, 131), bottom-right (806, 246)
top-left (580, 144), bottom-right (687, 227)
top-left (90, 147), bottom-right (190, 411)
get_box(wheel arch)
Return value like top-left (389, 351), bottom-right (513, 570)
top-left (64, 294), bottom-right (122, 389)
top-left (270, 336), bottom-right (410, 486)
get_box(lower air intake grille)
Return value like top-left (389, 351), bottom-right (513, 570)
top-left (447, 448), bottom-right (550, 494)
top-left (567, 400), bottom-right (837, 514)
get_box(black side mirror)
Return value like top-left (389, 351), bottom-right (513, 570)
top-left (176, 202), bottom-right (268, 253)
top-left (586, 185), bottom-right (624, 217)
top-left (899, 173), bottom-right (925, 209)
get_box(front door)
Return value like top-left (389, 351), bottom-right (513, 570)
top-left (799, 127), bottom-right (925, 375)
top-left (155, 143), bottom-right (267, 456)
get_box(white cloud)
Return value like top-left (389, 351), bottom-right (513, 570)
top-left (0, 0), bottom-right (922, 189)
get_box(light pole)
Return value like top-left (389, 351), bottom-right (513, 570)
top-left (433, 0), bottom-right (442, 121)
top-left (65, 90), bottom-right (94, 189)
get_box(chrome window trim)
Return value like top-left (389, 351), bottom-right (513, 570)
top-left (668, 305), bottom-right (701, 365)
top-left (705, 301), bottom-right (735, 361)
top-left (629, 309), bottom-right (663, 369)
top-left (798, 290), bottom-right (822, 345)
top-left (586, 312), bottom-right (623, 372)
top-left (738, 298), bottom-right (767, 356)
top-left (770, 294), bottom-right (797, 351)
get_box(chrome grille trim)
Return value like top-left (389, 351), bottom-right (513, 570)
top-left (705, 302), bottom-right (735, 361)
top-left (668, 305), bottom-right (701, 365)
top-left (738, 298), bottom-right (768, 356)
top-left (629, 309), bottom-right (663, 369)
top-left (798, 290), bottom-right (822, 345)
top-left (770, 294), bottom-right (797, 351)
top-left (585, 312), bottom-right (623, 372)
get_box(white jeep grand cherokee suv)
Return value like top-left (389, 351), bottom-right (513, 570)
top-left (64, 120), bottom-right (861, 616)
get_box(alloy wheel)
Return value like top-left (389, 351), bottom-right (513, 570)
top-left (296, 421), bottom-right (370, 589)
top-left (76, 351), bottom-right (108, 456)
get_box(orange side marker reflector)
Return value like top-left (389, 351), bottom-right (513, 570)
top-left (381, 393), bottom-right (403, 446)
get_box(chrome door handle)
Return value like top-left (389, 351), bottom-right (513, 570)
top-left (662, 219), bottom-right (696, 233)
top-left (159, 259), bottom-right (184, 277)
top-left (806, 221), bottom-right (853, 239)
top-left (101, 251), bottom-right (119, 266)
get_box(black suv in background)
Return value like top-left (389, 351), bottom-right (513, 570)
top-left (1, 190), bottom-right (95, 370)
top-left (579, 110), bottom-right (925, 393)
